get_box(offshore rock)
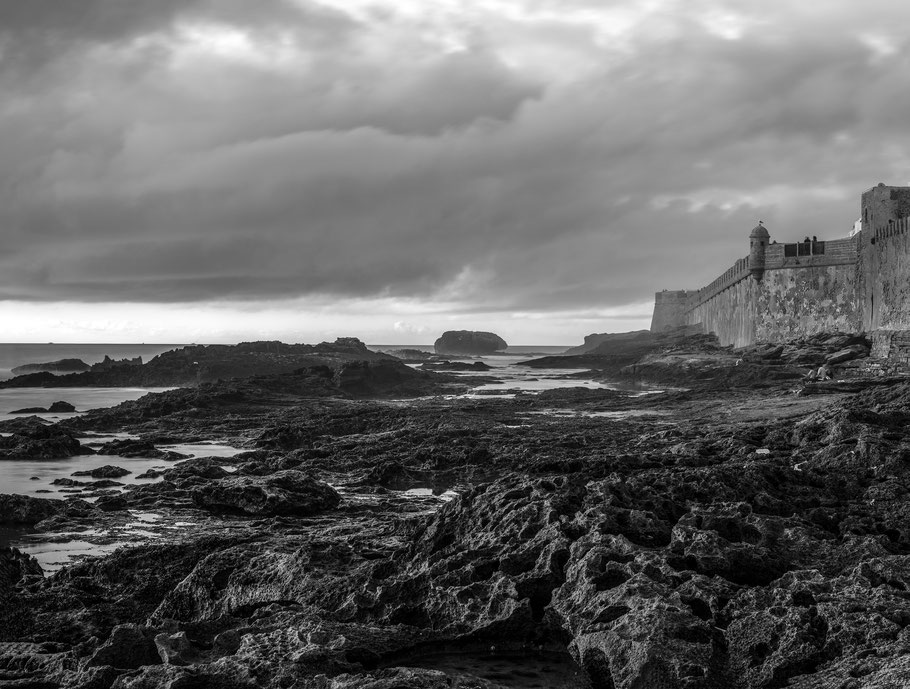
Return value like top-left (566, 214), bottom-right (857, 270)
top-left (434, 331), bottom-right (508, 356)
top-left (97, 439), bottom-right (189, 460)
top-left (11, 359), bottom-right (90, 375)
top-left (8, 400), bottom-right (75, 413)
top-left (191, 470), bottom-right (341, 516)
top-left (72, 465), bottom-right (131, 478)
top-left (0, 338), bottom-right (398, 389)
top-left (50, 401), bottom-right (77, 412)
top-left (0, 424), bottom-right (91, 459)
top-left (419, 361), bottom-right (492, 371)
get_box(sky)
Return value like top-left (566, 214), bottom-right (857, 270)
top-left (2, 0), bottom-right (909, 345)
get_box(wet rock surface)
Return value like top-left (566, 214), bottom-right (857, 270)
top-left (191, 470), bottom-right (341, 516)
top-left (2, 339), bottom-right (910, 687)
top-left (0, 424), bottom-right (92, 459)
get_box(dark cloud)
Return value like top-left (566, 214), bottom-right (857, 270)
top-left (1, 0), bottom-right (909, 317)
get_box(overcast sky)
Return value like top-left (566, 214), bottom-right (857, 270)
top-left (2, 0), bottom-right (908, 344)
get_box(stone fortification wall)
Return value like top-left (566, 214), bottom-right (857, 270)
top-left (686, 276), bottom-right (756, 347)
top-left (649, 186), bottom-right (910, 353)
top-left (869, 219), bottom-right (910, 331)
top-left (752, 262), bottom-right (861, 342)
top-left (650, 290), bottom-right (694, 333)
top-left (678, 237), bottom-right (861, 347)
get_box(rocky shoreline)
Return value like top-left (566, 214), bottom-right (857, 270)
top-left (2, 336), bottom-right (910, 688)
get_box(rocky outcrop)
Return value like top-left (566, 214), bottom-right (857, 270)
top-left (191, 470), bottom-right (340, 516)
top-left (96, 439), bottom-right (189, 460)
top-left (419, 361), bottom-right (492, 371)
top-left (434, 331), bottom-right (507, 356)
top-left (72, 465), bottom-right (131, 479)
top-left (0, 494), bottom-right (61, 524)
top-left (0, 424), bottom-right (91, 459)
top-left (0, 339), bottom-right (398, 389)
top-left (9, 401), bottom-right (77, 414)
top-left (11, 359), bottom-right (90, 375)
top-left (564, 329), bottom-right (655, 355)
top-left (0, 548), bottom-right (43, 590)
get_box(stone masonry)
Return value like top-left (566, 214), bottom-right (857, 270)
top-left (651, 183), bottom-right (910, 352)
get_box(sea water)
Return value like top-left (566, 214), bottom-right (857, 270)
top-left (0, 387), bottom-right (175, 418)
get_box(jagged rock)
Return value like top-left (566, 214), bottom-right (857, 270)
top-left (72, 464), bottom-right (131, 478)
top-left (385, 348), bottom-right (435, 362)
top-left (164, 458), bottom-right (232, 482)
top-left (96, 494), bottom-right (130, 511)
top-left (825, 344), bottom-right (869, 365)
top-left (97, 439), bottom-right (188, 460)
top-left (0, 494), bottom-right (63, 524)
top-left (0, 547), bottom-right (43, 589)
top-left (155, 631), bottom-right (196, 665)
top-left (87, 623), bottom-right (160, 669)
top-left (0, 424), bottom-right (91, 459)
top-left (434, 331), bottom-right (508, 356)
top-left (191, 470), bottom-right (340, 516)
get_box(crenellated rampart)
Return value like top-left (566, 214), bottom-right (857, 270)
top-left (688, 256), bottom-right (750, 310)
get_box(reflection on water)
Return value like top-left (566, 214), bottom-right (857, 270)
top-left (402, 487), bottom-right (459, 501)
top-left (3, 510), bottom-right (203, 574)
top-left (15, 538), bottom-right (122, 574)
top-left (434, 355), bottom-right (615, 396)
top-left (0, 442), bottom-right (244, 498)
top-left (527, 409), bottom-right (668, 419)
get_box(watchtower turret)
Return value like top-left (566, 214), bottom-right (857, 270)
top-left (749, 222), bottom-right (769, 281)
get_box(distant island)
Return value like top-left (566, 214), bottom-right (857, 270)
top-left (11, 359), bottom-right (91, 375)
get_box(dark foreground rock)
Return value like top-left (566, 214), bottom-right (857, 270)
top-left (434, 331), bottom-right (508, 355)
top-left (7, 355), bottom-right (910, 687)
top-left (0, 548), bottom-right (42, 591)
top-left (0, 494), bottom-right (62, 524)
top-left (191, 470), bottom-right (341, 516)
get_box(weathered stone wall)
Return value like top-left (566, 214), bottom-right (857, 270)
top-left (686, 276), bottom-right (756, 347)
top-left (870, 228), bottom-right (910, 330)
top-left (650, 290), bottom-right (694, 332)
top-left (682, 262), bottom-right (861, 348)
top-left (648, 185), bottom-right (910, 352)
top-left (753, 263), bottom-right (861, 342)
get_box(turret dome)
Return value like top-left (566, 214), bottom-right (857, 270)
top-left (750, 222), bottom-right (770, 239)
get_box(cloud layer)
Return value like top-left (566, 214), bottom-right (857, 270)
top-left (2, 0), bottom-right (909, 328)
